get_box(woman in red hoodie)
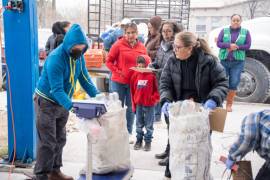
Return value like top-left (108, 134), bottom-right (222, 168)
top-left (106, 23), bottom-right (147, 141)
top-left (130, 55), bottom-right (160, 151)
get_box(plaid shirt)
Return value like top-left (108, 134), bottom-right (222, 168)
top-left (228, 110), bottom-right (270, 162)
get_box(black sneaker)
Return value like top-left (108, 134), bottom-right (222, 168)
top-left (144, 142), bottom-right (151, 151)
top-left (155, 151), bottom-right (168, 159)
top-left (134, 140), bottom-right (142, 150)
top-left (158, 156), bottom-right (169, 166)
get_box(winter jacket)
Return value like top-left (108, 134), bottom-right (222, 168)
top-left (145, 33), bottom-right (161, 61)
top-left (36, 24), bottom-right (99, 110)
top-left (130, 71), bottom-right (160, 112)
top-left (106, 37), bottom-right (147, 84)
top-left (45, 34), bottom-right (57, 55)
top-left (150, 41), bottom-right (174, 83)
top-left (54, 34), bottom-right (65, 49)
top-left (159, 49), bottom-right (228, 106)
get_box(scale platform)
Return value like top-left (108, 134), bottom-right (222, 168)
top-left (78, 166), bottom-right (134, 180)
top-left (72, 100), bottom-right (107, 119)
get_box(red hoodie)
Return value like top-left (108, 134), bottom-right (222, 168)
top-left (106, 37), bottom-right (147, 84)
top-left (130, 56), bottom-right (160, 112)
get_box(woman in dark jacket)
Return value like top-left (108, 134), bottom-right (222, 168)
top-left (150, 21), bottom-right (182, 166)
top-left (151, 21), bottom-right (182, 81)
top-left (160, 31), bottom-right (228, 179)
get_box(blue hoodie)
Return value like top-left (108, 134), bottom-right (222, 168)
top-left (36, 24), bottom-right (99, 110)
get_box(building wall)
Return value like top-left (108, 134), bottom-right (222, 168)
top-left (189, 0), bottom-right (270, 38)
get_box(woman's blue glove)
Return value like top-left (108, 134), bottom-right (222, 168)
top-left (203, 99), bottom-right (217, 110)
top-left (225, 158), bottom-right (235, 170)
top-left (161, 102), bottom-right (171, 117)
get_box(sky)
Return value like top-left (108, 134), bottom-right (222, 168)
top-left (56, 0), bottom-right (87, 10)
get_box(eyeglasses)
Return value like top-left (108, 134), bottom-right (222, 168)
top-left (173, 44), bottom-right (185, 51)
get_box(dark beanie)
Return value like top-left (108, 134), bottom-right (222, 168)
top-left (149, 16), bottom-right (162, 31)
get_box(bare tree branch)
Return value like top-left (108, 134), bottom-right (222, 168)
top-left (247, 0), bottom-right (258, 19)
top-left (52, 0), bottom-right (56, 10)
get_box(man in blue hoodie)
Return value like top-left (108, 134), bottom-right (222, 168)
top-left (34, 24), bottom-right (99, 180)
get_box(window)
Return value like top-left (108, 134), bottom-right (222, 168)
top-left (196, 25), bottom-right (206, 32)
top-left (211, 16), bottom-right (222, 30)
top-left (196, 32), bottom-right (207, 38)
top-left (196, 17), bottom-right (207, 32)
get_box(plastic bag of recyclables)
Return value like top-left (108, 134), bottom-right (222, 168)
top-left (77, 92), bottom-right (131, 174)
top-left (169, 100), bottom-right (213, 180)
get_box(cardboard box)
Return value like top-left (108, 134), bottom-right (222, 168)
top-left (209, 107), bottom-right (227, 132)
top-left (233, 161), bottom-right (253, 180)
top-left (130, 67), bottom-right (157, 73)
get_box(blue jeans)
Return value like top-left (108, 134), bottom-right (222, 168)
top-left (108, 72), bottom-right (113, 93)
top-left (154, 103), bottom-right (161, 122)
top-left (221, 60), bottom-right (245, 90)
top-left (136, 105), bottom-right (155, 143)
top-left (111, 81), bottom-right (134, 134)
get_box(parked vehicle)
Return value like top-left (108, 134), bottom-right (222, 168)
top-left (208, 17), bottom-right (270, 103)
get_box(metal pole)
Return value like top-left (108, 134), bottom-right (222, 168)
top-left (98, 0), bottom-right (101, 48)
top-left (168, 0), bottom-right (171, 19)
top-left (187, 0), bottom-right (190, 30)
top-left (2, 0), bottom-right (38, 161)
top-left (122, 0), bottom-right (125, 18)
top-left (154, 0), bottom-right (157, 16)
top-left (0, 10), bottom-right (2, 89)
top-left (88, 0), bottom-right (90, 35)
top-left (111, 0), bottom-right (113, 25)
top-left (180, 0), bottom-right (183, 23)
top-left (86, 134), bottom-right (92, 180)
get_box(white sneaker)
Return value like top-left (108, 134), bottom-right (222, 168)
top-left (129, 134), bottom-right (134, 144)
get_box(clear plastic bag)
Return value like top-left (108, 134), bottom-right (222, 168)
top-left (169, 100), bottom-right (213, 180)
top-left (77, 118), bottom-right (106, 143)
top-left (77, 92), bottom-right (130, 174)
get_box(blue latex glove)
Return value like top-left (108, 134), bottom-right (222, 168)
top-left (225, 158), bottom-right (235, 170)
top-left (203, 99), bottom-right (217, 110)
top-left (162, 102), bottom-right (171, 117)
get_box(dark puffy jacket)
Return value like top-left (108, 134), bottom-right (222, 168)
top-left (45, 34), bottom-right (56, 55)
top-left (159, 49), bottom-right (228, 106)
top-left (150, 41), bottom-right (174, 83)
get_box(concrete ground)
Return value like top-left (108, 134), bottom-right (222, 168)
top-left (0, 90), bottom-right (269, 179)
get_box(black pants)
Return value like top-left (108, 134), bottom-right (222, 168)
top-left (164, 115), bottom-right (171, 178)
top-left (164, 115), bottom-right (170, 154)
top-left (256, 161), bottom-right (270, 180)
top-left (34, 95), bottom-right (69, 180)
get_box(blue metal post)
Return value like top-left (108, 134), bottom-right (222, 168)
top-left (2, 0), bottom-right (38, 161)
